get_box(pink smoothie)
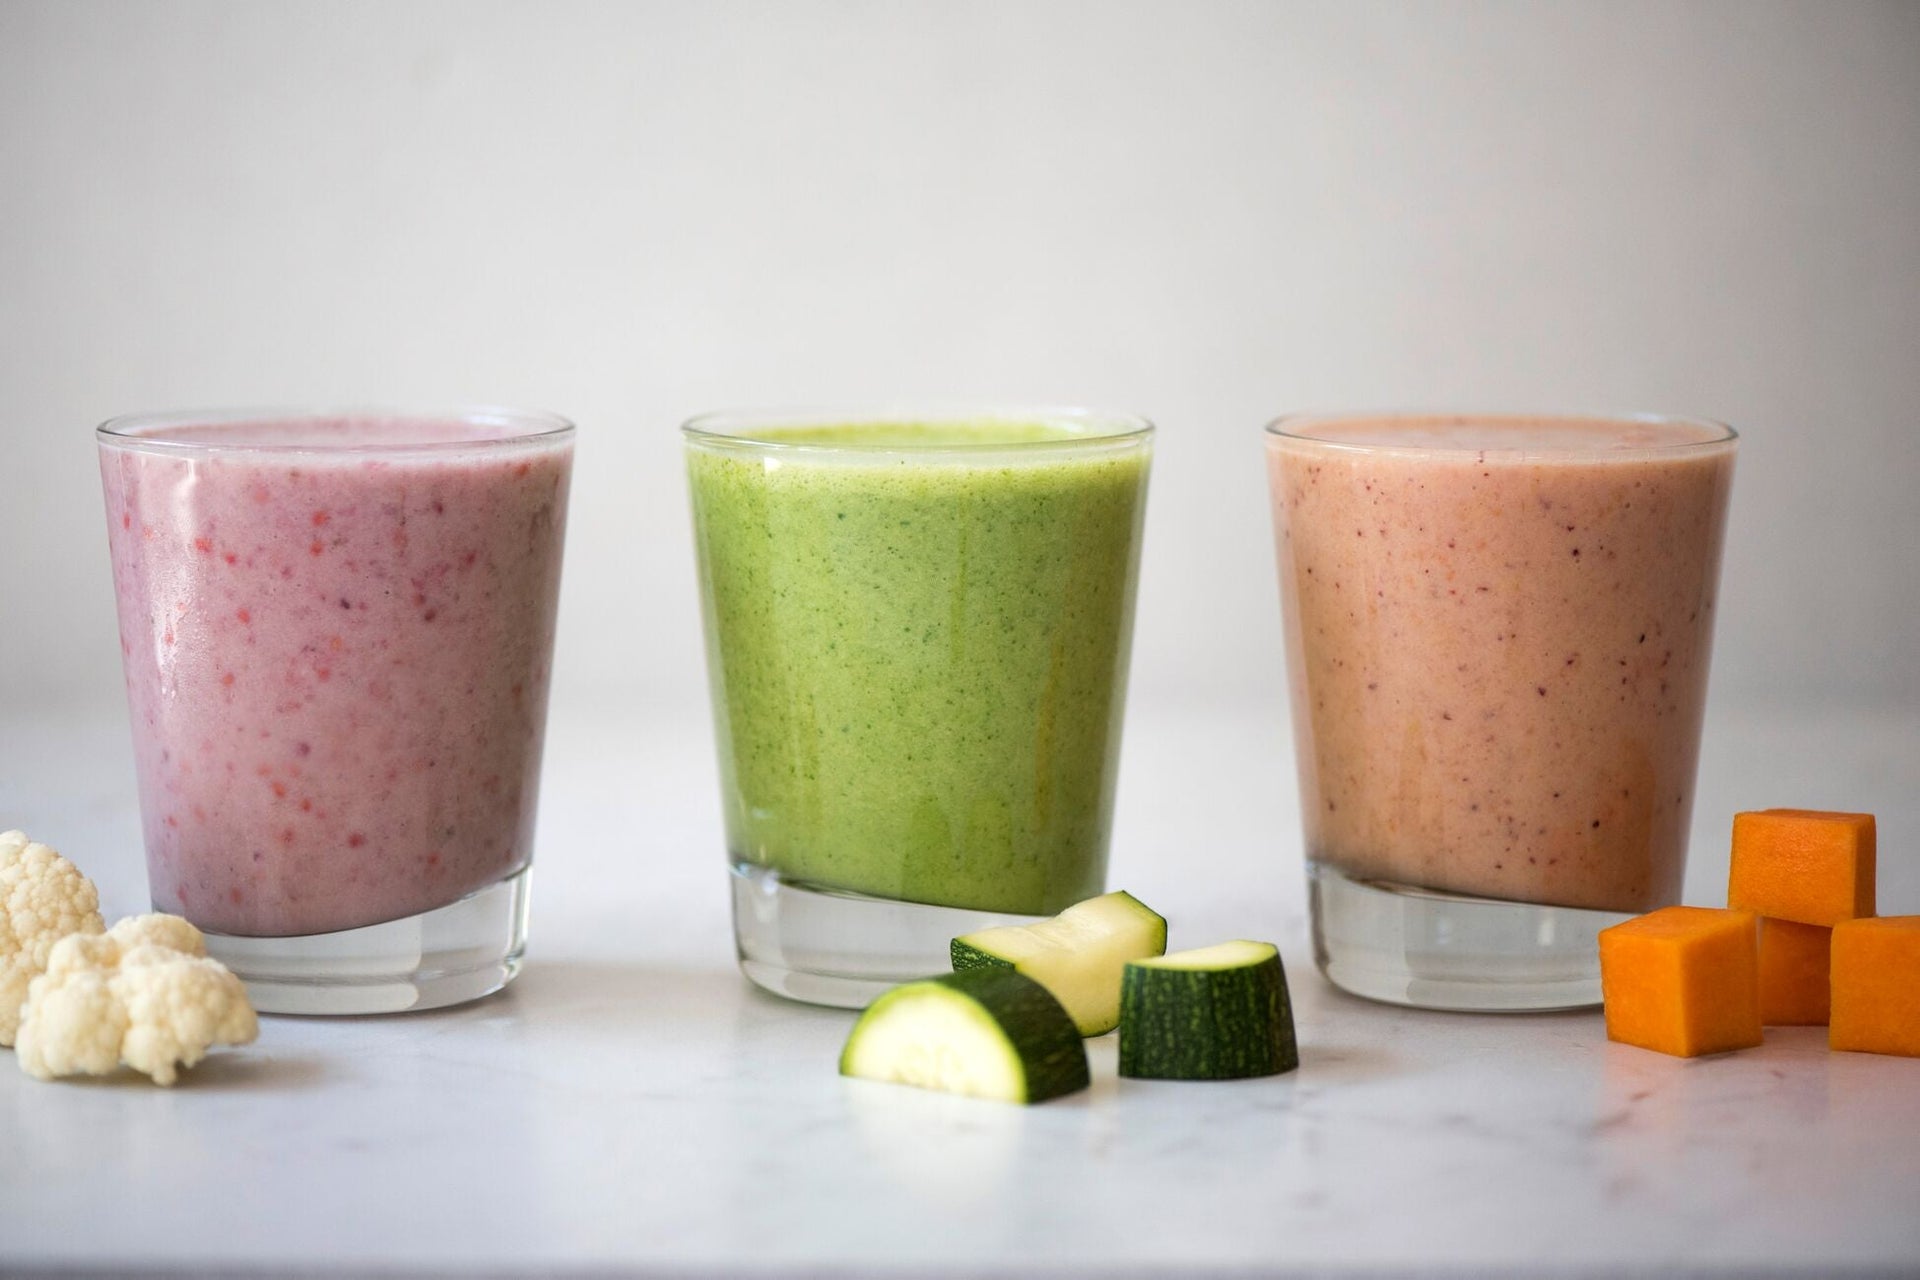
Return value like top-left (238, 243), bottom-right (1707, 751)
top-left (99, 413), bottom-right (572, 937)
top-left (1268, 415), bottom-right (1735, 914)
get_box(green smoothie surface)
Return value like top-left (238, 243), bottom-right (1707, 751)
top-left (692, 418), bottom-right (1141, 449)
top-left (689, 418), bottom-right (1150, 915)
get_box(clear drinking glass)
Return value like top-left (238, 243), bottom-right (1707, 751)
top-left (1266, 413), bottom-right (1736, 1010)
top-left (98, 408), bottom-right (574, 1014)
top-left (686, 408), bottom-right (1152, 1007)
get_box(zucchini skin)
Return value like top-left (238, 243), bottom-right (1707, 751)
top-left (943, 969), bottom-right (1090, 1102)
top-left (950, 938), bottom-right (1014, 972)
top-left (844, 968), bottom-right (1091, 1103)
top-left (1118, 948), bottom-right (1300, 1080)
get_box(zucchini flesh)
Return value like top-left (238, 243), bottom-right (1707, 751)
top-left (951, 890), bottom-right (1168, 1036)
top-left (1119, 939), bottom-right (1298, 1080)
top-left (839, 969), bottom-right (1090, 1104)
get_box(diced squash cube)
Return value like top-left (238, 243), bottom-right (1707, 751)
top-left (1758, 918), bottom-right (1831, 1026)
top-left (1599, 906), bottom-right (1762, 1057)
top-left (1830, 917), bottom-right (1920, 1058)
top-left (1727, 809), bottom-right (1875, 926)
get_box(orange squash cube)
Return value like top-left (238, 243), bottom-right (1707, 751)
top-left (1830, 917), bottom-right (1920, 1057)
top-left (1758, 918), bottom-right (1831, 1025)
top-left (1727, 809), bottom-right (1875, 926)
top-left (1599, 906), bottom-right (1762, 1057)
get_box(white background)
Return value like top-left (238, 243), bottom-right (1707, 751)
top-left (2, 0), bottom-right (1916, 726)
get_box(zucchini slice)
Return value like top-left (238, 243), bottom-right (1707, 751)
top-left (951, 890), bottom-right (1169, 1036)
top-left (838, 969), bottom-right (1090, 1104)
top-left (1119, 939), bottom-right (1299, 1080)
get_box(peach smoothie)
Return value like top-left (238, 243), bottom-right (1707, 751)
top-left (1268, 415), bottom-right (1735, 914)
top-left (100, 412), bottom-right (572, 939)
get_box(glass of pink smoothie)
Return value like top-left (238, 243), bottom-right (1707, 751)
top-left (98, 408), bottom-right (574, 1014)
top-left (1267, 413), bottom-right (1735, 1011)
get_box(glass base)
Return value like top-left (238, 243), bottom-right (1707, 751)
top-left (730, 863), bottom-right (1043, 1008)
top-left (1308, 861), bottom-right (1630, 1011)
top-left (199, 867), bottom-right (532, 1016)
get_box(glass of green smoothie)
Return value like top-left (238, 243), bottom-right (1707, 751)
top-left (685, 408), bottom-right (1153, 1007)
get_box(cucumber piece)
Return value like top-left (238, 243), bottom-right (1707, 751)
top-left (951, 890), bottom-right (1168, 1036)
top-left (1119, 940), bottom-right (1299, 1080)
top-left (839, 969), bottom-right (1090, 1104)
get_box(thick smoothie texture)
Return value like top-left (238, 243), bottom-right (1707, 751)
top-left (100, 415), bottom-right (572, 937)
top-left (688, 419), bottom-right (1150, 916)
top-left (1269, 416), bottom-right (1734, 914)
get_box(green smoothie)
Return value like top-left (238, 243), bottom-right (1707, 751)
top-left (687, 417), bottom-right (1151, 916)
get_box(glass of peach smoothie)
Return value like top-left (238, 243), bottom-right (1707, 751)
top-left (98, 408), bottom-right (573, 1014)
top-left (1267, 413), bottom-right (1735, 1010)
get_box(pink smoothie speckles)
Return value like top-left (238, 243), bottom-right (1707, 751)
top-left (1269, 415), bottom-right (1734, 914)
top-left (100, 415), bottom-right (572, 937)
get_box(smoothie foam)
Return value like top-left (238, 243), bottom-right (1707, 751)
top-left (1269, 415), bottom-right (1734, 914)
top-left (689, 418), bottom-right (1150, 916)
top-left (101, 413), bottom-right (572, 937)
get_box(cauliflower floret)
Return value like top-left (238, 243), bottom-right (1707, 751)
top-left (15, 913), bottom-right (258, 1086)
top-left (14, 964), bottom-right (126, 1079)
top-left (109, 912), bottom-right (209, 957)
top-left (1, 830), bottom-right (106, 1046)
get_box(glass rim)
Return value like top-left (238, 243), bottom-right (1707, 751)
top-left (95, 406), bottom-right (576, 456)
top-left (681, 404), bottom-right (1154, 455)
top-left (1264, 410), bottom-right (1737, 459)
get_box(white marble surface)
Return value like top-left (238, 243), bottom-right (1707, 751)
top-left (2, 701), bottom-right (1917, 1278)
